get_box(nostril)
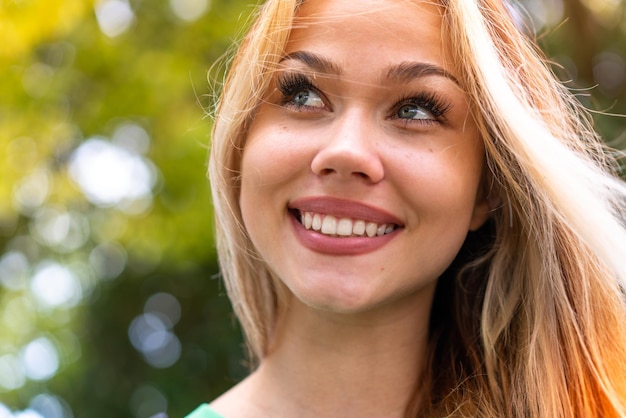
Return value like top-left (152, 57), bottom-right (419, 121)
top-left (315, 166), bottom-right (381, 182)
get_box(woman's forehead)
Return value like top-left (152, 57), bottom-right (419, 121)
top-left (286, 0), bottom-right (456, 80)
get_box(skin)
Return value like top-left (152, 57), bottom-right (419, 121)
top-left (212, 0), bottom-right (490, 416)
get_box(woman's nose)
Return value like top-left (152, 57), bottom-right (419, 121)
top-left (310, 112), bottom-right (385, 184)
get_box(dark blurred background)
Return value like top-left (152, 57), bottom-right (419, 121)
top-left (0, 0), bottom-right (624, 417)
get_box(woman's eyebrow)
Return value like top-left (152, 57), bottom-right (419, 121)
top-left (386, 61), bottom-right (459, 85)
top-left (279, 50), bottom-right (343, 75)
top-left (279, 50), bottom-right (458, 85)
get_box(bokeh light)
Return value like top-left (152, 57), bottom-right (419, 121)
top-left (0, 251), bottom-right (29, 291)
top-left (3, 295), bottom-right (36, 336)
top-left (88, 241), bottom-right (127, 280)
top-left (130, 385), bottom-right (167, 418)
top-left (94, 0), bottom-right (135, 38)
top-left (68, 137), bottom-right (156, 212)
top-left (128, 310), bottom-right (182, 369)
top-left (12, 411), bottom-right (43, 418)
top-left (21, 63), bottom-right (55, 99)
top-left (31, 207), bottom-right (89, 252)
top-left (30, 262), bottom-right (82, 310)
top-left (508, 0), bottom-right (564, 31)
top-left (28, 394), bottom-right (73, 418)
top-left (594, 52), bottom-right (626, 98)
top-left (170, 0), bottom-right (211, 22)
top-left (21, 337), bottom-right (60, 381)
top-left (145, 292), bottom-right (181, 326)
top-left (0, 354), bottom-right (26, 392)
top-left (13, 167), bottom-right (50, 213)
top-left (0, 404), bottom-right (12, 418)
top-left (134, 292), bottom-right (184, 368)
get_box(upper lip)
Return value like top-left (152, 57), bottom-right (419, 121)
top-left (288, 196), bottom-right (404, 226)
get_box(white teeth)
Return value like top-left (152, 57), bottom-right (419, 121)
top-left (337, 218), bottom-right (353, 236)
top-left (321, 216), bottom-right (337, 234)
top-left (312, 213), bottom-right (322, 231)
top-left (299, 211), bottom-right (397, 238)
top-left (365, 222), bottom-right (378, 237)
top-left (353, 220), bottom-right (366, 236)
top-left (304, 212), bottom-right (313, 229)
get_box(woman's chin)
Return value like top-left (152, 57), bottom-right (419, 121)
top-left (290, 283), bottom-right (382, 315)
top-left (288, 280), bottom-right (434, 318)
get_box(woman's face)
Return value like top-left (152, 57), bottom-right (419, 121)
top-left (240, 0), bottom-right (490, 314)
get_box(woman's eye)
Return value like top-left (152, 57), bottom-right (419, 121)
top-left (289, 89), bottom-right (325, 108)
top-left (276, 73), bottom-right (328, 111)
top-left (396, 104), bottom-right (433, 120)
top-left (391, 93), bottom-right (451, 125)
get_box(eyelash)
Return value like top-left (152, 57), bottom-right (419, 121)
top-left (276, 73), bottom-right (326, 110)
top-left (275, 72), bottom-right (453, 124)
top-left (393, 92), bottom-right (452, 122)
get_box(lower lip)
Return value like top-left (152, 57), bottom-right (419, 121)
top-left (290, 215), bottom-right (399, 256)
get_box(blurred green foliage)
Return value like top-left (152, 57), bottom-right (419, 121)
top-left (0, 0), bottom-right (624, 417)
top-left (0, 0), bottom-right (252, 416)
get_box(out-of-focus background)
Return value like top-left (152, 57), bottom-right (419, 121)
top-left (0, 0), bottom-right (624, 417)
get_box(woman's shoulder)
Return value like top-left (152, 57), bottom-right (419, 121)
top-left (187, 374), bottom-right (263, 418)
top-left (184, 403), bottom-right (225, 418)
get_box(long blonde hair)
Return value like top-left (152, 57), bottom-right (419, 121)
top-left (208, 0), bottom-right (626, 416)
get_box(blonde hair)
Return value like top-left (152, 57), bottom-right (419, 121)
top-left (208, 0), bottom-right (626, 416)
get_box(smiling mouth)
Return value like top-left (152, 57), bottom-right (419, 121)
top-left (291, 209), bottom-right (400, 238)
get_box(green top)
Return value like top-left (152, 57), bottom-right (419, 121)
top-left (184, 404), bottom-right (225, 418)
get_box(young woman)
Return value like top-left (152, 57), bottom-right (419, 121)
top-left (187, 0), bottom-right (626, 416)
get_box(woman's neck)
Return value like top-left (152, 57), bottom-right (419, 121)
top-left (229, 289), bottom-right (435, 418)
